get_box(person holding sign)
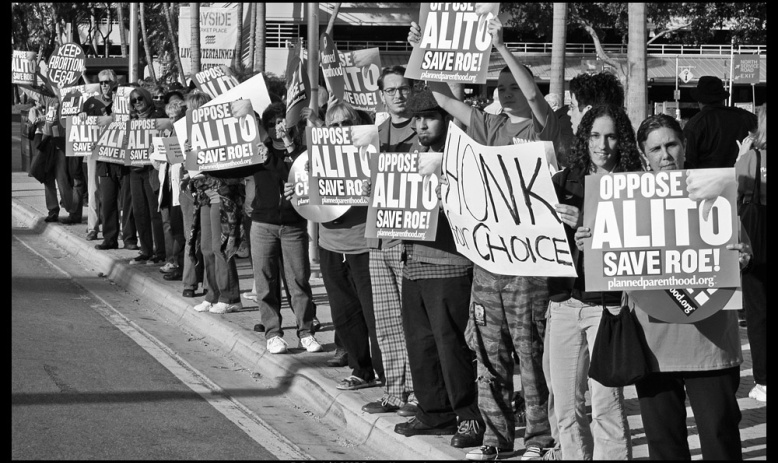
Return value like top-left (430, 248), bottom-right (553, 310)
top-left (314, 102), bottom-right (383, 391)
top-left (605, 114), bottom-right (746, 460)
top-left (410, 17), bottom-right (559, 460)
top-left (548, 105), bottom-right (643, 460)
top-left (361, 65), bottom-right (420, 417)
top-left (126, 87), bottom-right (167, 265)
top-left (389, 90), bottom-right (485, 450)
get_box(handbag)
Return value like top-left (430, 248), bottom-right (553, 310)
top-left (24, 119), bottom-right (37, 139)
top-left (738, 148), bottom-right (765, 268)
top-left (29, 138), bottom-right (57, 183)
top-left (588, 304), bottom-right (651, 387)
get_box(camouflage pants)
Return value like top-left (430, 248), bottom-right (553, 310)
top-left (470, 266), bottom-right (553, 450)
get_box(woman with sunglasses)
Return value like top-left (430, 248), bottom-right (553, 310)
top-left (126, 86), bottom-right (167, 265)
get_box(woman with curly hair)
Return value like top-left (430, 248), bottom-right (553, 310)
top-left (545, 104), bottom-right (642, 460)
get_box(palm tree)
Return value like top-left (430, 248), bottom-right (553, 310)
top-left (255, 3), bottom-right (265, 73)
top-left (190, 3), bottom-right (201, 76)
top-left (549, 3), bottom-right (567, 103)
top-left (248, 2), bottom-right (256, 71)
top-left (163, 2), bottom-right (185, 84)
top-left (117, 2), bottom-right (128, 57)
top-left (139, 3), bottom-right (156, 83)
top-left (235, 2), bottom-right (243, 70)
top-left (627, 3), bottom-right (648, 131)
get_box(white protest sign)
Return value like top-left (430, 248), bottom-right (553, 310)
top-left (441, 123), bottom-right (576, 277)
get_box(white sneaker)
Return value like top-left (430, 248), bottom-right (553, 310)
top-left (242, 292), bottom-right (258, 303)
top-left (749, 384), bottom-right (766, 402)
top-left (159, 262), bottom-right (179, 273)
top-left (193, 300), bottom-right (212, 312)
top-left (267, 336), bottom-right (289, 354)
top-left (300, 335), bottom-right (324, 353)
top-left (521, 446), bottom-right (546, 460)
top-left (209, 301), bottom-right (242, 314)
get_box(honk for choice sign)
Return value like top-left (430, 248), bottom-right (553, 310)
top-left (365, 151), bottom-right (441, 241)
top-left (306, 125), bottom-right (379, 206)
top-left (405, 3), bottom-right (499, 84)
top-left (582, 169), bottom-right (740, 292)
top-left (184, 100), bottom-right (263, 172)
top-left (441, 123), bottom-right (576, 277)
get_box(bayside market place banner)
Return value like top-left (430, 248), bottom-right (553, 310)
top-left (582, 169), bottom-right (741, 292)
top-left (405, 3), bottom-right (499, 84)
top-left (441, 123), bottom-right (576, 277)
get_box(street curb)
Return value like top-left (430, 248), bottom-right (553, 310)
top-left (11, 198), bottom-right (462, 460)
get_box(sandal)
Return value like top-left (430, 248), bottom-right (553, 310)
top-left (336, 375), bottom-right (378, 391)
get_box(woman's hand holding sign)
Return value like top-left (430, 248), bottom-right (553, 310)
top-left (555, 204), bottom-right (581, 229)
top-left (727, 242), bottom-right (752, 270)
top-left (685, 169), bottom-right (736, 221)
top-left (574, 226), bottom-right (591, 251)
top-left (408, 22), bottom-right (421, 47)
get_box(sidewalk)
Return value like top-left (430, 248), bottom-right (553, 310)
top-left (11, 171), bottom-right (766, 460)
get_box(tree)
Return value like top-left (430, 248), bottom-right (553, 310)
top-left (549, 3), bottom-right (567, 102)
top-left (255, 3), bottom-right (265, 73)
top-left (163, 2), bottom-right (185, 84)
top-left (190, 2), bottom-right (201, 75)
top-left (247, 2), bottom-right (256, 71)
top-left (139, 3), bottom-right (156, 83)
top-left (235, 2), bottom-right (243, 71)
top-left (117, 2), bottom-right (128, 57)
top-left (627, 3), bottom-right (648, 130)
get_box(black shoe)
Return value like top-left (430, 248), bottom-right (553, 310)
top-left (182, 289), bottom-right (195, 298)
top-left (129, 254), bottom-right (150, 265)
top-left (254, 324), bottom-right (266, 332)
top-left (44, 215), bottom-right (58, 223)
top-left (123, 243), bottom-right (140, 251)
top-left (60, 216), bottom-right (82, 225)
top-left (312, 317), bottom-right (321, 333)
top-left (163, 271), bottom-right (183, 281)
top-left (394, 417), bottom-right (457, 437)
top-left (95, 242), bottom-right (118, 250)
top-left (362, 398), bottom-right (400, 414)
top-left (396, 401), bottom-right (419, 417)
top-left (326, 347), bottom-right (348, 367)
top-left (450, 420), bottom-right (485, 448)
top-left (86, 230), bottom-right (99, 241)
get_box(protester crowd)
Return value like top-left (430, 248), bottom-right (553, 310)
top-left (27, 15), bottom-right (764, 461)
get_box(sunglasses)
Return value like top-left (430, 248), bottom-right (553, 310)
top-left (130, 97), bottom-right (145, 104)
top-left (99, 80), bottom-right (113, 86)
top-left (153, 96), bottom-right (164, 101)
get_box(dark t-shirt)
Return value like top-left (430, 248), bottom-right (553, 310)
top-left (683, 105), bottom-right (757, 169)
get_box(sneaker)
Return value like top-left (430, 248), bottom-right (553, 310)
top-left (541, 448), bottom-right (561, 460)
top-left (147, 255), bottom-right (165, 265)
top-left (326, 347), bottom-right (348, 367)
top-left (159, 262), bottom-right (179, 273)
top-left (521, 446), bottom-right (546, 460)
top-left (362, 397), bottom-right (400, 414)
top-left (209, 301), bottom-right (242, 314)
top-left (267, 336), bottom-right (288, 354)
top-left (193, 300), bottom-right (212, 312)
top-left (129, 254), bottom-right (150, 265)
top-left (242, 292), bottom-right (258, 303)
top-left (450, 419), bottom-right (485, 448)
top-left (749, 384), bottom-right (766, 402)
top-left (85, 230), bottom-right (99, 241)
top-left (466, 446), bottom-right (515, 461)
top-left (299, 335), bottom-right (324, 353)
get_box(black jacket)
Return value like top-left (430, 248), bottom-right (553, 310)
top-left (250, 142), bottom-right (306, 225)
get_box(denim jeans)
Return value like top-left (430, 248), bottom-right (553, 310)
top-left (179, 189), bottom-right (202, 291)
top-left (161, 205), bottom-right (185, 267)
top-left (85, 155), bottom-right (101, 232)
top-left (250, 221), bottom-right (314, 340)
top-left (547, 299), bottom-right (631, 460)
top-left (43, 147), bottom-right (73, 217)
top-left (129, 169), bottom-right (163, 258)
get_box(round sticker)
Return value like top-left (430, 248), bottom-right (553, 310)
top-left (47, 43), bottom-right (85, 88)
top-left (288, 151), bottom-right (350, 223)
top-left (627, 287), bottom-right (739, 323)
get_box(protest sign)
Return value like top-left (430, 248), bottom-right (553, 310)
top-left (339, 48), bottom-right (384, 113)
top-left (208, 72), bottom-right (272, 123)
top-left (285, 41), bottom-right (310, 129)
top-left (93, 120), bottom-right (127, 165)
top-left (12, 50), bottom-right (37, 85)
top-left (441, 123), bottom-right (575, 277)
top-left (150, 137), bottom-right (168, 162)
top-left (628, 287), bottom-right (740, 324)
top-left (112, 87), bottom-right (133, 122)
top-left (405, 3), bottom-right (498, 84)
top-left (178, 7), bottom-right (239, 75)
top-left (124, 118), bottom-right (169, 167)
top-left (183, 100), bottom-right (263, 172)
top-left (65, 115), bottom-right (102, 157)
top-left (58, 84), bottom-right (101, 126)
top-left (288, 151), bottom-right (351, 223)
top-left (319, 32), bottom-right (345, 102)
top-left (365, 152), bottom-right (440, 241)
top-left (47, 43), bottom-right (85, 88)
top-left (582, 169), bottom-right (740, 292)
top-left (306, 125), bottom-right (379, 206)
top-left (162, 137), bottom-right (184, 164)
top-left (193, 65), bottom-right (240, 98)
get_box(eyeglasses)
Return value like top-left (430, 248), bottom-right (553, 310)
top-left (153, 96), bottom-right (164, 101)
top-left (130, 97), bottom-right (145, 104)
top-left (383, 86), bottom-right (412, 96)
top-left (330, 120), bottom-right (354, 127)
top-left (99, 80), bottom-right (113, 86)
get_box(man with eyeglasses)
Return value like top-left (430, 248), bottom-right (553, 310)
top-left (359, 66), bottom-right (420, 418)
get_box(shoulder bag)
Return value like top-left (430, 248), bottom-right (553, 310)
top-left (738, 149), bottom-right (766, 268)
top-left (588, 303), bottom-right (651, 387)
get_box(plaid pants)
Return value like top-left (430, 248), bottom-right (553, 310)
top-left (470, 266), bottom-right (553, 450)
top-left (369, 246), bottom-right (414, 406)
